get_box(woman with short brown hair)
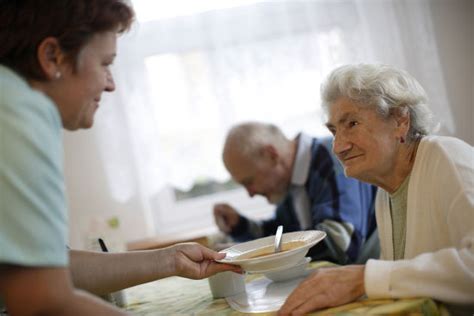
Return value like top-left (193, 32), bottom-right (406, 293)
top-left (0, 1), bottom-right (239, 314)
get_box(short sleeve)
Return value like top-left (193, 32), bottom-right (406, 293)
top-left (0, 67), bottom-right (68, 267)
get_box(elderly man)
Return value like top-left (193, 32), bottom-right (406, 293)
top-left (213, 122), bottom-right (378, 264)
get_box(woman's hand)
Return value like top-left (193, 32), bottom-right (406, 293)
top-left (278, 265), bottom-right (366, 315)
top-left (167, 243), bottom-right (242, 279)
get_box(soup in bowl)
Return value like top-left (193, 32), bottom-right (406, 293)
top-left (216, 230), bottom-right (326, 272)
top-left (238, 241), bottom-right (306, 260)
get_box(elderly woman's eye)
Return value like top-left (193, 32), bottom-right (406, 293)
top-left (349, 121), bottom-right (359, 127)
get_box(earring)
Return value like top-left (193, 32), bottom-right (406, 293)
top-left (55, 72), bottom-right (61, 79)
top-left (400, 136), bottom-right (405, 144)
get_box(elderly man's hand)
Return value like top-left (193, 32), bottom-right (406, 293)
top-left (213, 203), bottom-right (241, 233)
top-left (278, 265), bottom-right (366, 315)
top-left (169, 243), bottom-right (242, 279)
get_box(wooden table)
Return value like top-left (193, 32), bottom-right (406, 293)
top-left (123, 262), bottom-right (445, 315)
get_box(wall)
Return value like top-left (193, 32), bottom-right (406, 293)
top-left (429, 0), bottom-right (473, 145)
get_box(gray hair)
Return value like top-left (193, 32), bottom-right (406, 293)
top-left (224, 122), bottom-right (289, 159)
top-left (321, 64), bottom-right (437, 141)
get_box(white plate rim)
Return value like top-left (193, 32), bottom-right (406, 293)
top-left (216, 230), bottom-right (326, 265)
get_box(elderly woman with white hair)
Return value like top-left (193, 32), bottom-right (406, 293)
top-left (279, 64), bottom-right (474, 315)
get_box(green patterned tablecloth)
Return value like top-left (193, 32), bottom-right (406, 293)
top-left (124, 262), bottom-right (447, 315)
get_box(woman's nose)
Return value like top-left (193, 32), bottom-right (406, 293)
top-left (332, 133), bottom-right (351, 155)
top-left (105, 71), bottom-right (116, 92)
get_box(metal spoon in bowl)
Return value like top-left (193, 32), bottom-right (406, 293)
top-left (274, 225), bottom-right (283, 253)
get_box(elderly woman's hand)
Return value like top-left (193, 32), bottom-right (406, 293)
top-left (167, 242), bottom-right (242, 279)
top-left (278, 265), bottom-right (366, 315)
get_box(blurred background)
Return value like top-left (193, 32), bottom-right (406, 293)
top-left (64, 0), bottom-right (473, 251)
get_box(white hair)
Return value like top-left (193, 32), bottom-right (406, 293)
top-left (321, 64), bottom-right (437, 141)
top-left (224, 122), bottom-right (288, 159)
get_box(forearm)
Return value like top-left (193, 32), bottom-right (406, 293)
top-left (61, 289), bottom-right (127, 315)
top-left (69, 248), bottom-right (175, 295)
top-left (230, 216), bottom-right (263, 241)
top-left (8, 288), bottom-right (127, 315)
top-left (0, 265), bottom-right (128, 315)
top-left (365, 246), bottom-right (474, 304)
top-left (314, 219), bottom-right (356, 264)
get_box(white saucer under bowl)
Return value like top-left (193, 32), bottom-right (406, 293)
top-left (263, 257), bottom-right (311, 282)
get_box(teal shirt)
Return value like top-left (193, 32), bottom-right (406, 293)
top-left (0, 65), bottom-right (68, 269)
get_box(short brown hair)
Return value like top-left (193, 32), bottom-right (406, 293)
top-left (0, 0), bottom-right (134, 80)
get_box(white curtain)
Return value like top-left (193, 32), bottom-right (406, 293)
top-left (91, 0), bottom-right (452, 237)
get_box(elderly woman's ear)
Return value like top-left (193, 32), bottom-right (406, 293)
top-left (391, 107), bottom-right (411, 143)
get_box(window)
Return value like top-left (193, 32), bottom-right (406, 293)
top-left (135, 2), bottom-right (339, 237)
top-left (87, 0), bottom-right (450, 243)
